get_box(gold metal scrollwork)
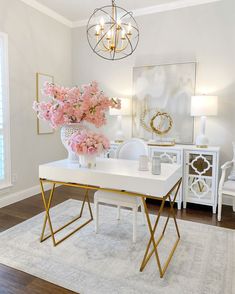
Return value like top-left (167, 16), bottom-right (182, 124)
top-left (140, 109), bottom-right (153, 133)
top-left (150, 112), bottom-right (173, 136)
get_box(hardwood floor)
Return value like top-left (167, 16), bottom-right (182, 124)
top-left (0, 185), bottom-right (235, 293)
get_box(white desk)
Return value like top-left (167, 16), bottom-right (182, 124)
top-left (39, 158), bottom-right (182, 278)
top-left (39, 158), bottom-right (182, 197)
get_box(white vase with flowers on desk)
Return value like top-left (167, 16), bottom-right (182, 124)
top-left (68, 129), bottom-right (110, 168)
top-left (33, 81), bottom-right (121, 162)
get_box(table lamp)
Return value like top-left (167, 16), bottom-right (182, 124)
top-left (191, 95), bottom-right (218, 148)
top-left (110, 98), bottom-right (131, 142)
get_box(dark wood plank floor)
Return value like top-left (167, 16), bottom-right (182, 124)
top-left (0, 185), bottom-right (234, 293)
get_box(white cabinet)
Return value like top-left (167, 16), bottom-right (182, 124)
top-left (106, 142), bottom-right (220, 213)
top-left (183, 147), bottom-right (220, 213)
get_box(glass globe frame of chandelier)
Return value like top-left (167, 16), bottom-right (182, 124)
top-left (86, 0), bottom-right (139, 61)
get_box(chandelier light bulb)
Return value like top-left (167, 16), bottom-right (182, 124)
top-left (95, 25), bottom-right (101, 35)
top-left (117, 19), bottom-right (122, 28)
top-left (106, 30), bottom-right (111, 40)
top-left (121, 29), bottom-right (126, 39)
top-left (100, 17), bottom-right (105, 29)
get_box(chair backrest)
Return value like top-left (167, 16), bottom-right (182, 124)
top-left (116, 138), bottom-right (148, 160)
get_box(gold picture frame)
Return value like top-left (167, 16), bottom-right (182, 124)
top-left (36, 72), bottom-right (54, 135)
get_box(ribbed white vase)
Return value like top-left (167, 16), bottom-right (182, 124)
top-left (60, 123), bottom-right (87, 163)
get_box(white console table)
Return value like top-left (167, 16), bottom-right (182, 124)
top-left (105, 143), bottom-right (220, 213)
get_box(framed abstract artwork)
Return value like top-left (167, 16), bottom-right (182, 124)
top-left (36, 72), bottom-right (54, 135)
top-left (132, 62), bottom-right (196, 144)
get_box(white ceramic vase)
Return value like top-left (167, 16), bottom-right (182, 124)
top-left (79, 154), bottom-right (97, 168)
top-left (61, 123), bottom-right (87, 163)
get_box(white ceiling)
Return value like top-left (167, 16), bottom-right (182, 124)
top-left (21, 0), bottom-right (221, 27)
top-left (34, 0), bottom-right (191, 22)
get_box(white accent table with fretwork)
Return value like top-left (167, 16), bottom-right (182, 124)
top-left (105, 143), bottom-right (220, 213)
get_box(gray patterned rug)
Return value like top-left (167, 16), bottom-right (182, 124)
top-left (0, 199), bottom-right (234, 294)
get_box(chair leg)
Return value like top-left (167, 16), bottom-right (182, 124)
top-left (177, 201), bottom-right (181, 210)
top-left (212, 204), bottom-right (217, 214)
top-left (133, 207), bottom-right (137, 243)
top-left (233, 199), bottom-right (235, 213)
top-left (140, 201), bottom-right (146, 225)
top-left (117, 205), bottom-right (121, 220)
top-left (94, 200), bottom-right (99, 233)
top-left (217, 192), bottom-right (223, 221)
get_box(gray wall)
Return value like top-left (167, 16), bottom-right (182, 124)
top-left (72, 0), bottom-right (235, 164)
top-left (0, 0), bottom-right (71, 196)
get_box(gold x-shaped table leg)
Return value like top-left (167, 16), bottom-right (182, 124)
top-left (140, 178), bottom-right (182, 278)
top-left (40, 180), bottom-right (93, 246)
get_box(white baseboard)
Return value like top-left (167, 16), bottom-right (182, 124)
top-left (0, 184), bottom-right (233, 209)
top-left (0, 183), bottom-right (52, 208)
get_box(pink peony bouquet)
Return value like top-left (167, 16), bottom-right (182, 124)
top-left (68, 130), bottom-right (110, 156)
top-left (33, 81), bottom-right (121, 128)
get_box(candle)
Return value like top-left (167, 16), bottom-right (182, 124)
top-left (106, 30), bottom-right (111, 40)
top-left (139, 155), bottom-right (149, 171)
top-left (127, 23), bottom-right (132, 34)
top-left (117, 19), bottom-right (122, 28)
top-left (152, 156), bottom-right (161, 175)
top-left (95, 25), bottom-right (101, 35)
top-left (100, 17), bottom-right (105, 29)
top-left (121, 29), bottom-right (126, 39)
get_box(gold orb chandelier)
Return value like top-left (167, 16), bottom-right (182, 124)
top-left (87, 0), bottom-right (139, 61)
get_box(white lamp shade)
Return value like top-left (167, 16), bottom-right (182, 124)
top-left (191, 95), bottom-right (218, 116)
top-left (109, 98), bottom-right (132, 116)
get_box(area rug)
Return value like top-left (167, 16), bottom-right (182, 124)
top-left (0, 199), bottom-right (234, 294)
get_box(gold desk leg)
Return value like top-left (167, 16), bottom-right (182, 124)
top-left (40, 182), bottom-right (55, 242)
top-left (40, 180), bottom-right (93, 246)
top-left (140, 179), bottom-right (182, 278)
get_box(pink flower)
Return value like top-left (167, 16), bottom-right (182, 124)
top-left (68, 130), bottom-right (110, 156)
top-left (33, 81), bottom-right (121, 129)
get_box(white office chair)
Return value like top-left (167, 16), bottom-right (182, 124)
top-left (218, 160), bottom-right (235, 221)
top-left (94, 138), bottom-right (148, 243)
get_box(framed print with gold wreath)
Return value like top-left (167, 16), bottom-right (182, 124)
top-left (132, 62), bottom-right (196, 144)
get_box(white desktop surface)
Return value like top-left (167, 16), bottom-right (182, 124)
top-left (39, 158), bottom-right (182, 197)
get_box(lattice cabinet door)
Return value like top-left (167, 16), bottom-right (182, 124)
top-left (150, 148), bottom-right (181, 164)
top-left (149, 147), bottom-right (183, 210)
top-left (184, 150), bottom-right (219, 213)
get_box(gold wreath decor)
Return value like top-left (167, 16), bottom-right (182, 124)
top-left (140, 108), bottom-right (153, 133)
top-left (150, 112), bottom-right (173, 136)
